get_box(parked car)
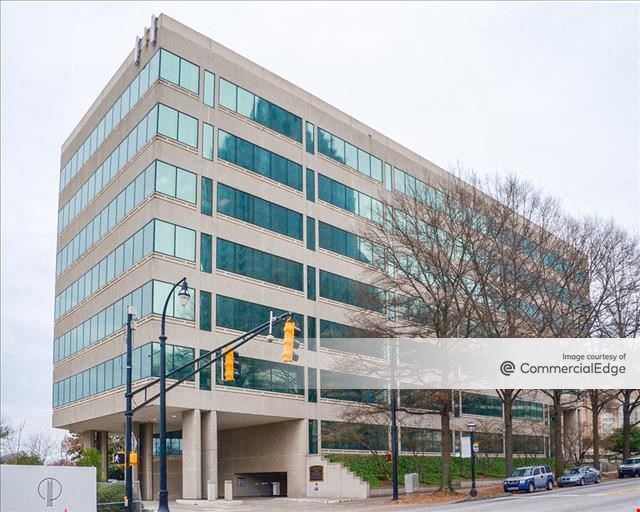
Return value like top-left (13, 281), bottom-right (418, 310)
top-left (618, 457), bottom-right (640, 478)
top-left (503, 464), bottom-right (554, 493)
top-left (557, 466), bottom-right (601, 487)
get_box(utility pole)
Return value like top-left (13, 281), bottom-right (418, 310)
top-left (125, 306), bottom-right (136, 512)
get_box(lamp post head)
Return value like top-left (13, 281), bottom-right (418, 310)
top-left (467, 422), bottom-right (476, 433)
top-left (178, 279), bottom-right (190, 307)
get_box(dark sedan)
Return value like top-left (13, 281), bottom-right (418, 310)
top-left (557, 466), bottom-right (601, 487)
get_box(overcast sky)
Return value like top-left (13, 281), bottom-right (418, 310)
top-left (1, 2), bottom-right (638, 441)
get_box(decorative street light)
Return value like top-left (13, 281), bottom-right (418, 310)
top-left (468, 421), bottom-right (478, 498)
top-left (158, 277), bottom-right (190, 512)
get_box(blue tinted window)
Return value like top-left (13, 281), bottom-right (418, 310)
top-left (216, 239), bottom-right (303, 291)
top-left (219, 78), bottom-right (302, 143)
top-left (306, 217), bottom-right (315, 251)
top-left (217, 130), bottom-right (302, 191)
top-left (318, 174), bottom-right (382, 223)
top-left (201, 177), bottom-right (213, 216)
top-left (305, 122), bottom-right (315, 154)
top-left (306, 168), bottom-right (315, 201)
top-left (307, 266), bottom-right (316, 300)
top-left (317, 127), bottom-right (382, 182)
top-left (217, 183), bottom-right (303, 240)
top-left (319, 269), bottom-right (384, 312)
top-left (204, 70), bottom-right (215, 107)
top-left (202, 123), bottom-right (214, 160)
top-left (200, 233), bottom-right (212, 273)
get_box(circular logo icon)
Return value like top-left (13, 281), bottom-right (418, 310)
top-left (37, 478), bottom-right (62, 507)
top-left (500, 360), bottom-right (516, 376)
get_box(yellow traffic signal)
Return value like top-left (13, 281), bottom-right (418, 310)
top-left (282, 317), bottom-right (300, 363)
top-left (223, 351), bottom-right (240, 381)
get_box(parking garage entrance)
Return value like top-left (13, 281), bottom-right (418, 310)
top-left (234, 472), bottom-right (288, 497)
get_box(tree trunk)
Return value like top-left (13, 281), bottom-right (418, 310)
top-left (439, 397), bottom-right (454, 493)
top-left (504, 393), bottom-right (514, 477)
top-left (622, 391), bottom-right (632, 460)
top-left (551, 394), bottom-right (564, 476)
top-left (591, 391), bottom-right (600, 470)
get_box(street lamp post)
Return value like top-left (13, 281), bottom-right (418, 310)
top-left (125, 306), bottom-right (137, 512)
top-left (158, 277), bottom-right (190, 512)
top-left (468, 422), bottom-right (478, 498)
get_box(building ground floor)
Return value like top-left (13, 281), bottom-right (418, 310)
top-left (75, 399), bottom-right (553, 501)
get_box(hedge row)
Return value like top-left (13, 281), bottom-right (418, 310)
top-left (325, 454), bottom-right (554, 487)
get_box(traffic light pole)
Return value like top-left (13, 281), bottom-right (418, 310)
top-left (129, 312), bottom-right (293, 413)
top-left (125, 307), bottom-right (134, 512)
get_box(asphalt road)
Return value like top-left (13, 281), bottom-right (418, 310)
top-left (399, 478), bottom-right (640, 512)
top-left (151, 479), bottom-right (640, 512)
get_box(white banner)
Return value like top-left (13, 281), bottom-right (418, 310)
top-left (315, 338), bottom-right (639, 389)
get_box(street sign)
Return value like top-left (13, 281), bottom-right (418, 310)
top-left (473, 442), bottom-right (480, 453)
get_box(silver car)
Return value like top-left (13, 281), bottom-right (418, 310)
top-left (557, 466), bottom-right (601, 487)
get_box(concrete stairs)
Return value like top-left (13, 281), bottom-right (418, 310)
top-left (306, 455), bottom-right (370, 499)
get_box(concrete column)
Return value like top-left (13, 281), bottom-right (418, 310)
top-left (97, 431), bottom-right (108, 481)
top-left (201, 411), bottom-right (218, 499)
top-left (81, 430), bottom-right (95, 450)
top-left (140, 423), bottom-right (154, 500)
top-left (182, 409), bottom-right (202, 499)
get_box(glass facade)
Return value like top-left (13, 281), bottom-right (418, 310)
top-left (55, 219), bottom-right (195, 319)
top-left (306, 168), bottom-right (315, 201)
top-left (203, 70), bottom-right (215, 107)
top-left (153, 431), bottom-right (183, 456)
top-left (58, 105), bottom-right (160, 234)
top-left (53, 341), bottom-right (195, 407)
top-left (157, 104), bottom-right (198, 147)
top-left (158, 49), bottom-right (199, 94)
top-left (306, 217), bottom-right (315, 250)
top-left (321, 421), bottom-right (387, 451)
top-left (200, 233), bottom-right (212, 273)
top-left (216, 238), bottom-right (303, 291)
top-left (202, 122), bottom-right (214, 160)
top-left (217, 183), bottom-right (303, 240)
top-left (53, 280), bottom-right (194, 363)
top-left (319, 269), bottom-right (385, 312)
top-left (317, 128), bottom-right (383, 181)
top-left (201, 177), bottom-right (213, 215)
top-left (307, 265), bottom-right (316, 300)
top-left (215, 295), bottom-right (302, 339)
top-left (401, 427), bottom-right (441, 453)
top-left (318, 221), bottom-right (379, 265)
top-left (318, 174), bottom-right (383, 223)
top-left (59, 50), bottom-right (161, 191)
top-left (56, 160), bottom-right (196, 276)
top-left (461, 392), bottom-right (503, 417)
top-left (199, 291), bottom-right (212, 331)
top-left (513, 399), bottom-right (544, 420)
top-left (308, 419), bottom-right (318, 453)
top-left (218, 130), bottom-right (303, 191)
top-left (216, 354), bottom-right (304, 395)
top-left (320, 370), bottom-right (387, 405)
top-left (513, 435), bottom-right (545, 455)
top-left (199, 350), bottom-right (212, 391)
top-left (219, 78), bottom-right (302, 143)
top-left (305, 122), bottom-right (315, 154)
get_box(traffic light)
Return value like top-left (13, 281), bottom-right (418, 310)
top-left (223, 350), bottom-right (240, 381)
top-left (282, 316), bottom-right (300, 363)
